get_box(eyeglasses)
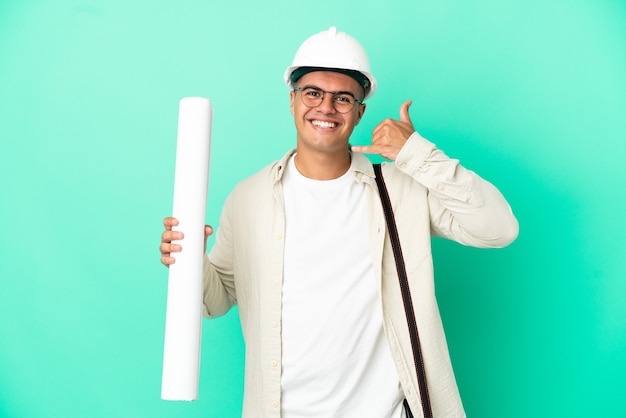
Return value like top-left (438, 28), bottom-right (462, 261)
top-left (293, 86), bottom-right (363, 114)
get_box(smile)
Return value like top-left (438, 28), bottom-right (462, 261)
top-left (311, 120), bottom-right (338, 129)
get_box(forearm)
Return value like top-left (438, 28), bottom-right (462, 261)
top-left (202, 254), bottom-right (237, 317)
top-left (202, 194), bottom-right (238, 317)
top-left (396, 132), bottom-right (519, 247)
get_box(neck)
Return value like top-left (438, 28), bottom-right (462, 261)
top-left (293, 148), bottom-right (351, 180)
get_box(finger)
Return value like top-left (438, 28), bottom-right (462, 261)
top-left (160, 242), bottom-right (182, 253)
top-left (162, 230), bottom-right (184, 243)
top-left (163, 217), bottom-right (179, 230)
top-left (371, 120), bottom-right (386, 138)
top-left (351, 144), bottom-right (379, 155)
top-left (203, 225), bottom-right (213, 253)
top-left (399, 100), bottom-right (413, 124)
top-left (161, 230), bottom-right (184, 242)
top-left (371, 122), bottom-right (400, 146)
top-left (161, 255), bottom-right (175, 266)
top-left (371, 116), bottom-right (405, 138)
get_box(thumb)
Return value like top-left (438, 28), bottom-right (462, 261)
top-left (400, 100), bottom-right (413, 124)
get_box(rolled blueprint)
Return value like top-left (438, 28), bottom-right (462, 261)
top-left (161, 97), bottom-right (212, 401)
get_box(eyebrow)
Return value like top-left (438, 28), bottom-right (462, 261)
top-left (300, 85), bottom-right (357, 98)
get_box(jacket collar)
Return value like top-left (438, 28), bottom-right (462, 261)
top-left (271, 149), bottom-right (376, 184)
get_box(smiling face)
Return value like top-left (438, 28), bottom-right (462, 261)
top-left (290, 71), bottom-right (366, 157)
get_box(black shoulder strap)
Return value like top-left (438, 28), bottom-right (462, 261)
top-left (373, 163), bottom-right (433, 418)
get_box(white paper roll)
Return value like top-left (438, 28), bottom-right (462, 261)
top-left (161, 97), bottom-right (212, 401)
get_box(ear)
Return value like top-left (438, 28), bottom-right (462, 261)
top-left (290, 91), bottom-right (295, 115)
top-left (354, 103), bottom-right (366, 126)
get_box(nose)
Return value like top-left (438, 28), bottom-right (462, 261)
top-left (317, 92), bottom-right (337, 114)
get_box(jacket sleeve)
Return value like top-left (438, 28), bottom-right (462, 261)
top-left (394, 132), bottom-right (519, 248)
top-left (202, 193), bottom-right (237, 318)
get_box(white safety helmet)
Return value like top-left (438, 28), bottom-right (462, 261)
top-left (284, 26), bottom-right (377, 101)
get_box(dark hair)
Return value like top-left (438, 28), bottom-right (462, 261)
top-left (290, 66), bottom-right (370, 96)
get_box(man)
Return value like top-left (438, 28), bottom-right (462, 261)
top-left (160, 27), bottom-right (518, 418)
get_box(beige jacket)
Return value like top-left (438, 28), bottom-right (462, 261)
top-left (203, 132), bottom-right (519, 417)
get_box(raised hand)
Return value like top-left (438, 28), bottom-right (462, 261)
top-left (352, 100), bottom-right (415, 161)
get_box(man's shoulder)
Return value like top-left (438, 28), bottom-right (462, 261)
top-left (235, 162), bottom-right (275, 189)
top-left (231, 149), bottom-right (294, 195)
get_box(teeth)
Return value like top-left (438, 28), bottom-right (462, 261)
top-left (312, 120), bottom-right (337, 128)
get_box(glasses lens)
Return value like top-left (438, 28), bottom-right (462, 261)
top-left (300, 88), bottom-right (323, 107)
top-left (299, 87), bottom-right (356, 113)
top-left (333, 94), bottom-right (355, 113)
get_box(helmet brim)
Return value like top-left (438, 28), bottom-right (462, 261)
top-left (284, 65), bottom-right (377, 101)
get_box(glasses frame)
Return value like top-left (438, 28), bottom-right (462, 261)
top-left (293, 86), bottom-right (364, 114)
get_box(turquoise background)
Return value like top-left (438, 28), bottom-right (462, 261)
top-left (1, 0), bottom-right (625, 417)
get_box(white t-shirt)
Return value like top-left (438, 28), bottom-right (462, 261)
top-left (281, 155), bottom-right (404, 418)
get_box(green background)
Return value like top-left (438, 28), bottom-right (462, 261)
top-left (1, 0), bottom-right (625, 417)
